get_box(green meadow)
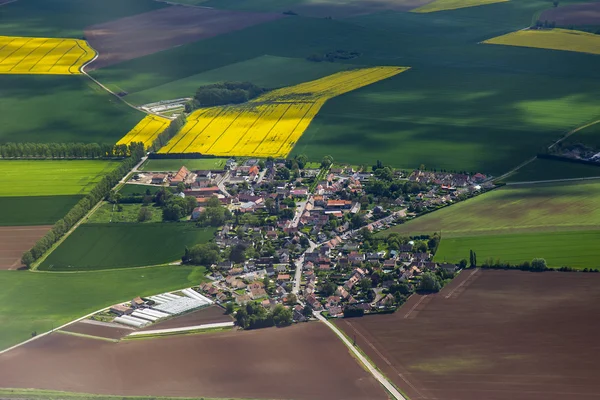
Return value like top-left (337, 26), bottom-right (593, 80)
top-left (0, 160), bottom-right (120, 196)
top-left (0, 266), bottom-right (207, 351)
top-left (435, 230), bottom-right (600, 270)
top-left (40, 224), bottom-right (216, 271)
top-left (504, 158), bottom-right (600, 183)
top-left (384, 180), bottom-right (600, 237)
top-left (0, 196), bottom-right (82, 226)
top-left (85, 203), bottom-right (163, 224)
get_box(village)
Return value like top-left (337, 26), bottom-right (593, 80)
top-left (122, 156), bottom-right (494, 323)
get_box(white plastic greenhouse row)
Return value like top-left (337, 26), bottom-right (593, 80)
top-left (152, 297), bottom-right (205, 315)
top-left (181, 288), bottom-right (213, 305)
top-left (114, 315), bottom-right (151, 328)
top-left (149, 293), bottom-right (183, 304)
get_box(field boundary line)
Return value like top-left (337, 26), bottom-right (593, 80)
top-left (56, 329), bottom-right (119, 343)
top-left (315, 313), bottom-right (408, 400)
top-left (548, 119), bottom-right (600, 150)
top-left (494, 156), bottom-right (536, 182)
top-left (127, 322), bottom-right (234, 337)
top-left (506, 176), bottom-right (600, 186)
top-left (404, 294), bottom-right (428, 319)
top-left (445, 268), bottom-right (479, 299)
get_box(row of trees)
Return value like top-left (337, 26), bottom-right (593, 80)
top-left (149, 114), bottom-right (187, 152)
top-left (0, 142), bottom-right (131, 159)
top-left (21, 142), bottom-right (146, 267)
top-left (234, 301), bottom-right (292, 330)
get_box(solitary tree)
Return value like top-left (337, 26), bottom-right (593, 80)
top-left (531, 258), bottom-right (547, 271)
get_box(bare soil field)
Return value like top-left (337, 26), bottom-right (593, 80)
top-left (60, 321), bottom-right (133, 340)
top-left (0, 226), bottom-right (50, 270)
top-left (0, 323), bottom-right (386, 400)
top-left (336, 269), bottom-right (600, 400)
top-left (139, 305), bottom-right (232, 331)
top-left (85, 6), bottom-right (284, 70)
top-left (540, 3), bottom-right (600, 26)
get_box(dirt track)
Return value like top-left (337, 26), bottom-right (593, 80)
top-left (85, 6), bottom-right (283, 70)
top-left (540, 3), bottom-right (600, 26)
top-left (336, 269), bottom-right (600, 400)
top-left (0, 322), bottom-right (386, 400)
top-left (0, 226), bottom-right (50, 270)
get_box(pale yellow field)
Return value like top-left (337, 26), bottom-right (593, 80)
top-left (483, 28), bottom-right (600, 55)
top-left (412, 0), bottom-right (507, 13)
top-left (117, 114), bottom-right (171, 149)
top-left (0, 36), bottom-right (96, 74)
top-left (159, 66), bottom-right (408, 157)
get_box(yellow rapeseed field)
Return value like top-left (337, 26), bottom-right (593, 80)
top-left (159, 66), bottom-right (408, 158)
top-left (483, 28), bottom-right (600, 55)
top-left (0, 36), bottom-right (95, 75)
top-left (412, 0), bottom-right (508, 13)
top-left (117, 114), bottom-right (171, 149)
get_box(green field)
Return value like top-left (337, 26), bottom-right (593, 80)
top-left (504, 158), bottom-right (600, 182)
top-left (0, 196), bottom-right (82, 226)
top-left (86, 203), bottom-right (163, 223)
top-left (564, 120), bottom-right (600, 148)
top-left (140, 158), bottom-right (229, 171)
top-left (0, 160), bottom-right (120, 196)
top-left (0, 265), bottom-right (207, 351)
top-left (385, 180), bottom-right (600, 237)
top-left (0, 76), bottom-right (144, 144)
top-left (40, 224), bottom-right (216, 271)
top-left (0, 0), bottom-right (166, 38)
top-left (126, 56), bottom-right (357, 105)
top-left (435, 230), bottom-right (600, 269)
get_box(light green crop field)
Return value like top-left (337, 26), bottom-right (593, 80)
top-left (0, 266), bottom-right (207, 351)
top-left (85, 203), bottom-right (163, 224)
top-left (0, 160), bottom-right (120, 196)
top-left (384, 180), bottom-right (600, 237)
top-left (504, 158), bottom-right (600, 183)
top-left (140, 158), bottom-right (229, 171)
top-left (435, 230), bottom-right (600, 269)
top-left (40, 224), bottom-right (216, 271)
top-left (126, 56), bottom-right (357, 106)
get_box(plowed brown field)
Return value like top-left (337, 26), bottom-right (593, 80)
top-left (540, 3), bottom-right (600, 26)
top-left (0, 226), bottom-right (50, 270)
top-left (139, 305), bottom-right (232, 331)
top-left (336, 269), bottom-right (600, 400)
top-left (85, 6), bottom-right (283, 70)
top-left (0, 323), bottom-right (386, 400)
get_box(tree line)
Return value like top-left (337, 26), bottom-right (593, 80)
top-left (0, 142), bottom-right (131, 159)
top-left (185, 82), bottom-right (266, 111)
top-left (149, 114), bottom-right (187, 152)
top-left (21, 142), bottom-right (146, 268)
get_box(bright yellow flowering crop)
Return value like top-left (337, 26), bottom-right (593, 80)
top-left (484, 28), bottom-right (600, 55)
top-left (159, 66), bottom-right (408, 158)
top-left (0, 36), bottom-right (96, 74)
top-left (412, 0), bottom-right (508, 13)
top-left (117, 114), bottom-right (171, 149)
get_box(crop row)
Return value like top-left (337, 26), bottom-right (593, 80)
top-left (117, 114), bottom-right (171, 149)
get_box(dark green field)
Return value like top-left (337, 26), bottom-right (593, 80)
top-left (564, 120), bottom-right (600, 148)
top-left (0, 196), bottom-right (82, 226)
top-left (0, 0), bottom-right (166, 38)
top-left (125, 56), bottom-right (357, 105)
top-left (505, 158), bottom-right (600, 182)
top-left (40, 224), bottom-right (216, 271)
top-left (0, 266), bottom-right (207, 351)
top-left (435, 230), bottom-right (600, 270)
top-left (0, 76), bottom-right (143, 144)
top-left (91, 0), bottom-right (600, 175)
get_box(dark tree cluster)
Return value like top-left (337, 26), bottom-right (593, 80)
top-left (186, 82), bottom-right (266, 110)
top-left (307, 50), bottom-right (361, 62)
top-left (0, 142), bottom-right (130, 159)
top-left (21, 143), bottom-right (146, 267)
top-left (235, 302), bottom-right (292, 329)
top-left (150, 114), bottom-right (187, 151)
